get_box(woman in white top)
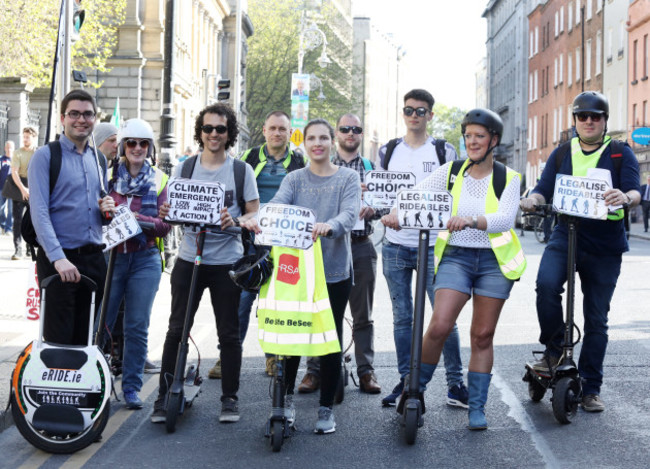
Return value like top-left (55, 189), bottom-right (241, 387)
top-left (382, 108), bottom-right (525, 431)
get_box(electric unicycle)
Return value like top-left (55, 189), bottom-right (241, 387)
top-left (10, 275), bottom-right (111, 453)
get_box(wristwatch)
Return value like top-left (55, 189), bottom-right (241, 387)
top-left (471, 215), bottom-right (478, 229)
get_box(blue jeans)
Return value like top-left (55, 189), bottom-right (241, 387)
top-left (104, 248), bottom-right (162, 393)
top-left (238, 289), bottom-right (257, 343)
top-left (382, 240), bottom-right (464, 388)
top-left (536, 234), bottom-right (621, 395)
top-left (0, 193), bottom-right (12, 232)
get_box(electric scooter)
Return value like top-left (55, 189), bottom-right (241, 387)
top-left (164, 223), bottom-right (240, 433)
top-left (11, 275), bottom-right (112, 453)
top-left (522, 205), bottom-right (583, 424)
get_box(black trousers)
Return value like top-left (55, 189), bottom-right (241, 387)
top-left (284, 278), bottom-right (352, 408)
top-left (12, 199), bottom-right (27, 251)
top-left (159, 259), bottom-right (242, 401)
top-left (36, 247), bottom-right (107, 346)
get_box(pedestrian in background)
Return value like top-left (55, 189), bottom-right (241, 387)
top-left (0, 140), bottom-right (14, 235)
top-left (10, 126), bottom-right (38, 260)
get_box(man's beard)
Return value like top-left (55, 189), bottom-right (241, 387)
top-left (339, 140), bottom-right (361, 153)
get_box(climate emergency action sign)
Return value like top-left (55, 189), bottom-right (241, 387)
top-left (254, 203), bottom-right (316, 249)
top-left (166, 178), bottom-right (224, 224)
top-left (363, 171), bottom-right (416, 209)
top-left (552, 174), bottom-right (610, 220)
top-left (396, 190), bottom-right (453, 230)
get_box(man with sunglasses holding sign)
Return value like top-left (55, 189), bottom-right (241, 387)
top-left (152, 103), bottom-right (259, 424)
top-left (520, 91), bottom-right (640, 412)
top-left (377, 89), bottom-right (468, 408)
top-left (28, 89), bottom-right (116, 345)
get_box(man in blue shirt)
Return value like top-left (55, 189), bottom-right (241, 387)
top-left (0, 140), bottom-right (14, 234)
top-left (28, 89), bottom-right (115, 345)
top-left (521, 91), bottom-right (640, 412)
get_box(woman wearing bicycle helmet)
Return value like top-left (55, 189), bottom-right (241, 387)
top-left (103, 118), bottom-right (171, 409)
top-left (241, 118), bottom-right (360, 434)
top-left (382, 108), bottom-right (525, 430)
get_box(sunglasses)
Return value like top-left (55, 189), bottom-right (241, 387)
top-left (201, 124), bottom-right (228, 134)
top-left (403, 106), bottom-right (429, 117)
top-left (65, 110), bottom-right (96, 120)
top-left (338, 126), bottom-right (363, 134)
top-left (125, 139), bottom-right (150, 149)
top-left (575, 112), bottom-right (603, 123)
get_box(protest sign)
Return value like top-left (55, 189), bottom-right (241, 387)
top-left (165, 178), bottom-right (224, 225)
top-left (254, 203), bottom-right (316, 249)
top-left (102, 205), bottom-right (142, 251)
top-left (553, 174), bottom-right (610, 220)
top-left (363, 170), bottom-right (416, 209)
top-left (396, 190), bottom-right (453, 230)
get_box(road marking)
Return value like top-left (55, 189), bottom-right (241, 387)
top-left (491, 369), bottom-right (561, 469)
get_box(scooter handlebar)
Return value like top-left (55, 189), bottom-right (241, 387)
top-left (40, 274), bottom-right (98, 291)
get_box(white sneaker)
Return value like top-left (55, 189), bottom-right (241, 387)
top-left (314, 406), bottom-right (335, 434)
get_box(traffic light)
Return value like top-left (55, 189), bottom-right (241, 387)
top-left (71, 0), bottom-right (85, 43)
top-left (217, 79), bottom-right (231, 101)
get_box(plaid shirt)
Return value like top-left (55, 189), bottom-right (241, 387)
top-left (331, 152), bottom-right (375, 237)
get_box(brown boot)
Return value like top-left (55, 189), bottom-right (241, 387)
top-left (297, 373), bottom-right (320, 393)
top-left (359, 372), bottom-right (381, 394)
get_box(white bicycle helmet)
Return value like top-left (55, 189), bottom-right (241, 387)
top-left (117, 118), bottom-right (155, 159)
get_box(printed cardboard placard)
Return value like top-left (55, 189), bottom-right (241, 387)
top-left (396, 190), bottom-right (453, 230)
top-left (165, 177), bottom-right (224, 225)
top-left (25, 263), bottom-right (40, 321)
top-left (102, 205), bottom-right (142, 251)
top-left (254, 203), bottom-right (316, 249)
top-left (553, 174), bottom-right (610, 220)
top-left (363, 170), bottom-right (416, 209)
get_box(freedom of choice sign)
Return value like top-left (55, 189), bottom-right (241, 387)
top-left (552, 174), bottom-right (610, 220)
top-left (396, 190), bottom-right (453, 230)
top-left (363, 170), bottom-right (416, 209)
top-left (165, 178), bottom-right (224, 225)
top-left (254, 203), bottom-right (316, 249)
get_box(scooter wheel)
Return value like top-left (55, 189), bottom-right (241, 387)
top-left (165, 392), bottom-right (183, 433)
top-left (270, 420), bottom-right (284, 452)
top-left (403, 404), bottom-right (420, 445)
top-left (334, 365), bottom-right (345, 404)
top-left (552, 377), bottom-right (579, 424)
top-left (11, 394), bottom-right (110, 454)
top-left (528, 379), bottom-right (546, 402)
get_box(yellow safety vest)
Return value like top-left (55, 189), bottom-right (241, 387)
top-left (569, 136), bottom-right (624, 221)
top-left (434, 160), bottom-right (527, 280)
top-left (257, 238), bottom-right (341, 357)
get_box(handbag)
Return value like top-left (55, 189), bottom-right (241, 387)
top-left (2, 175), bottom-right (27, 202)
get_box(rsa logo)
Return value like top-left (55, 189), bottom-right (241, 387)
top-left (277, 254), bottom-right (300, 285)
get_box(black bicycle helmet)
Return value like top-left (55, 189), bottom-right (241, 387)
top-left (229, 248), bottom-right (274, 292)
top-left (461, 108), bottom-right (504, 146)
top-left (572, 91), bottom-right (609, 118)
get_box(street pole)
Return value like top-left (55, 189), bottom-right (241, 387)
top-left (61, 0), bottom-right (73, 96)
top-left (159, 0), bottom-right (177, 176)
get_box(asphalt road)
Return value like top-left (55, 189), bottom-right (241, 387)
top-left (0, 229), bottom-right (649, 468)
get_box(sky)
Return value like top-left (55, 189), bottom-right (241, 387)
top-left (351, 0), bottom-right (488, 111)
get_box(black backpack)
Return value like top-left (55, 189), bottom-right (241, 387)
top-left (446, 159), bottom-right (508, 200)
top-left (553, 139), bottom-right (630, 231)
top-left (22, 142), bottom-right (107, 257)
top-left (381, 138), bottom-right (448, 170)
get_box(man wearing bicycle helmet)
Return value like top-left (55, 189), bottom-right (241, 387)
top-left (151, 103), bottom-right (259, 424)
top-left (520, 91), bottom-right (640, 412)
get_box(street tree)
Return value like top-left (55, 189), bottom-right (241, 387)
top-left (246, 0), bottom-right (355, 147)
top-left (0, 0), bottom-right (126, 88)
top-left (428, 103), bottom-right (466, 155)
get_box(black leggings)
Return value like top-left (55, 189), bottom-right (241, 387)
top-left (284, 278), bottom-right (352, 408)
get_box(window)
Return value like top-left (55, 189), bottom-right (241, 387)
top-left (541, 68), bottom-right (546, 96)
top-left (586, 39), bottom-right (592, 80)
top-left (596, 31), bottom-right (602, 75)
top-left (528, 118), bottom-right (532, 150)
top-left (644, 34), bottom-right (648, 78)
top-left (619, 20), bottom-right (626, 57)
top-left (554, 57), bottom-right (558, 87)
top-left (530, 31), bottom-right (534, 58)
top-left (576, 48), bottom-right (581, 81)
top-left (535, 27), bottom-right (539, 55)
top-left (633, 39), bottom-right (638, 81)
top-left (568, 106), bottom-right (573, 131)
top-left (560, 6), bottom-right (565, 33)
top-left (533, 115), bottom-right (538, 149)
top-left (633, 103), bottom-right (637, 127)
top-left (568, 54), bottom-right (573, 86)
top-left (587, 0), bottom-right (592, 20)
top-left (607, 28), bottom-right (613, 62)
top-left (540, 115), bottom-right (545, 148)
top-left (568, 2), bottom-right (573, 32)
top-left (555, 12), bottom-right (559, 38)
top-left (576, 0), bottom-right (580, 26)
top-left (559, 53), bottom-right (564, 84)
top-left (596, 0), bottom-right (602, 13)
top-left (553, 108), bottom-right (557, 144)
top-left (644, 101), bottom-right (648, 126)
top-left (529, 73), bottom-right (534, 103)
top-left (559, 106), bottom-right (563, 138)
top-left (534, 70), bottom-right (539, 101)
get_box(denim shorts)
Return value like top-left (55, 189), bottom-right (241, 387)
top-left (434, 246), bottom-right (514, 299)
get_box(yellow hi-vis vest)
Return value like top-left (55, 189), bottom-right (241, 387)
top-left (433, 160), bottom-right (527, 280)
top-left (257, 238), bottom-right (341, 357)
top-left (569, 136), bottom-right (624, 221)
